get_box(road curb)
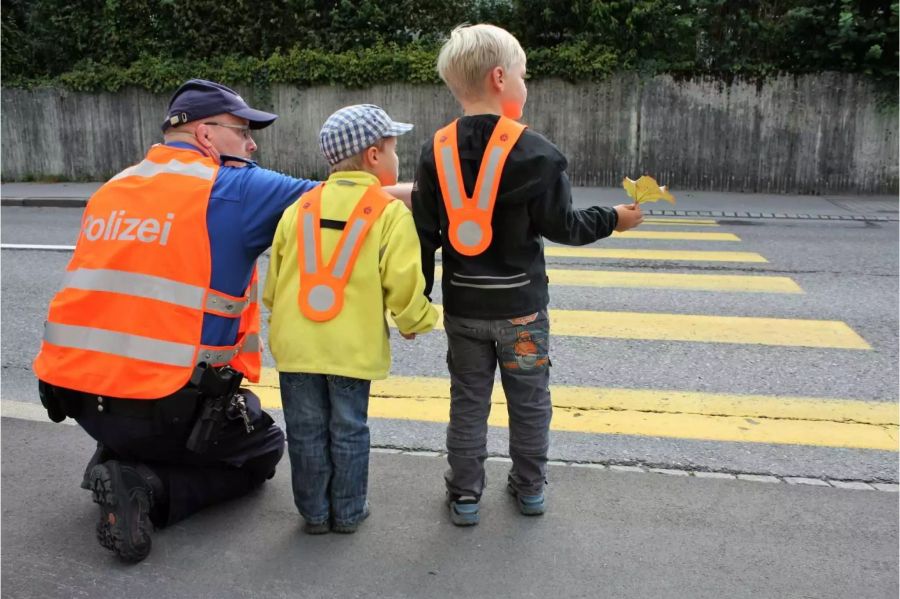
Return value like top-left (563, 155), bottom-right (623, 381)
top-left (3, 197), bottom-right (896, 221)
top-left (1, 198), bottom-right (88, 207)
top-left (647, 209), bottom-right (898, 222)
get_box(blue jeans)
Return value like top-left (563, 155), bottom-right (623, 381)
top-left (279, 372), bottom-right (371, 526)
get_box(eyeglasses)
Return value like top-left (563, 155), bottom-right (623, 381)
top-left (203, 122), bottom-right (252, 140)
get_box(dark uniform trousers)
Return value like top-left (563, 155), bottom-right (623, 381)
top-left (54, 384), bottom-right (285, 527)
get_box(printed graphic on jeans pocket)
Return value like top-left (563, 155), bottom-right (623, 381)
top-left (501, 327), bottom-right (549, 371)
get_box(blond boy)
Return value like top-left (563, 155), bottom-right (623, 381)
top-left (412, 25), bottom-right (643, 526)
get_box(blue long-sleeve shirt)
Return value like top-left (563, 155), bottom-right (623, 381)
top-left (162, 143), bottom-right (318, 346)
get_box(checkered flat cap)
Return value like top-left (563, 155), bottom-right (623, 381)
top-left (319, 104), bottom-right (413, 165)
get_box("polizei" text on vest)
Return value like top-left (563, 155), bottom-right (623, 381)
top-left (81, 211), bottom-right (175, 246)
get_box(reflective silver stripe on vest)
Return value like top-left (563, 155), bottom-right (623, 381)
top-left (248, 281), bottom-right (258, 302)
top-left (111, 158), bottom-right (216, 182)
top-left (199, 332), bottom-right (259, 364)
top-left (332, 219), bottom-right (366, 279)
top-left (302, 212), bottom-right (318, 274)
top-left (62, 268), bottom-right (206, 309)
top-left (62, 268), bottom-right (246, 317)
top-left (240, 333), bottom-right (260, 353)
top-left (44, 322), bottom-right (196, 367)
top-left (439, 146), bottom-right (464, 210)
top-left (205, 291), bottom-right (250, 316)
top-left (196, 346), bottom-right (240, 364)
top-left (476, 147), bottom-right (504, 210)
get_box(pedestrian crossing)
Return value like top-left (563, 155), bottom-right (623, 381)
top-left (386, 305), bottom-right (868, 349)
top-left (251, 216), bottom-right (895, 451)
top-left (248, 372), bottom-right (897, 451)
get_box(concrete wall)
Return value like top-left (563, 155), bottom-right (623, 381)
top-left (2, 73), bottom-right (897, 193)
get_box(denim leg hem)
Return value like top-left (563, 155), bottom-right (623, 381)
top-left (299, 511), bottom-right (329, 524)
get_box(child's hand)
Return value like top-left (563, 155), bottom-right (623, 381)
top-left (400, 332), bottom-right (417, 340)
top-left (614, 204), bottom-right (644, 231)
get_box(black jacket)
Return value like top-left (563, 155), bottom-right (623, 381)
top-left (412, 114), bottom-right (618, 319)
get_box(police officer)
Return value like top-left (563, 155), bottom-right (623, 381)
top-left (32, 79), bottom-right (405, 563)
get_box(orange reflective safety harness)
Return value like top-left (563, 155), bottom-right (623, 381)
top-left (33, 144), bottom-right (262, 399)
top-left (296, 183), bottom-right (391, 322)
top-left (433, 116), bottom-right (527, 256)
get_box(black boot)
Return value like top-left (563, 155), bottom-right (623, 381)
top-left (89, 460), bottom-right (163, 563)
top-left (80, 443), bottom-right (117, 490)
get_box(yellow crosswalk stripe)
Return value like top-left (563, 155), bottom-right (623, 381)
top-left (611, 231), bottom-right (740, 241)
top-left (541, 247), bottom-right (768, 262)
top-left (248, 372), bottom-right (898, 450)
top-left (642, 218), bottom-right (719, 226)
top-left (547, 269), bottom-right (801, 293)
top-left (435, 267), bottom-right (803, 294)
top-left (392, 306), bottom-right (870, 350)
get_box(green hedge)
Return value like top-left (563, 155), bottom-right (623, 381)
top-left (3, 0), bottom-right (897, 92)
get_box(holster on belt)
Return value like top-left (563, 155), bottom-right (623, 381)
top-left (185, 364), bottom-right (245, 454)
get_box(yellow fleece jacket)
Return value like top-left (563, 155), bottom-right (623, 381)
top-left (263, 171), bottom-right (438, 380)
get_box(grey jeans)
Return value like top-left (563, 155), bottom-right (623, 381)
top-left (443, 310), bottom-right (552, 498)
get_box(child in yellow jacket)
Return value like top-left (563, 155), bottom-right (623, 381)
top-left (264, 104), bottom-right (438, 534)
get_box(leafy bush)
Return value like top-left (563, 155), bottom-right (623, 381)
top-left (3, 0), bottom-right (896, 91)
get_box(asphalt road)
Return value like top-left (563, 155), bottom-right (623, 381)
top-left (1, 190), bottom-right (898, 598)
top-left (2, 201), bottom-right (897, 481)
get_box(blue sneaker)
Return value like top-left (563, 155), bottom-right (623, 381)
top-left (447, 494), bottom-right (480, 526)
top-left (507, 483), bottom-right (545, 516)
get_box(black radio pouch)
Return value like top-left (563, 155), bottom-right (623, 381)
top-left (38, 380), bottom-right (76, 423)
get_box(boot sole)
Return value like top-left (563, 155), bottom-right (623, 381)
top-left (90, 463), bottom-right (152, 562)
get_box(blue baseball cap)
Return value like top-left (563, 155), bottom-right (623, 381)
top-left (161, 79), bottom-right (278, 132)
top-left (319, 104), bottom-right (413, 166)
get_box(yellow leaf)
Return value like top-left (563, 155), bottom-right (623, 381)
top-left (622, 176), bottom-right (676, 205)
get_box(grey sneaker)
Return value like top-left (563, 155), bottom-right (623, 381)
top-left (447, 493), bottom-right (480, 526)
top-left (302, 520), bottom-right (330, 535)
top-left (332, 505), bottom-right (370, 534)
top-left (507, 483), bottom-right (545, 516)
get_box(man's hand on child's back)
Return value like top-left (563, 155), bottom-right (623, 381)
top-left (400, 332), bottom-right (417, 340)
top-left (613, 204), bottom-right (644, 232)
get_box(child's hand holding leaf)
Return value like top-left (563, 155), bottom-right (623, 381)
top-left (622, 175), bottom-right (675, 207)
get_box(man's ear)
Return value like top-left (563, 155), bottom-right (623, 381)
top-left (194, 124), bottom-right (212, 148)
top-left (194, 124), bottom-right (221, 162)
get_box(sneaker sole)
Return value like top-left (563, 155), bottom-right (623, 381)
top-left (90, 464), bottom-right (152, 562)
top-left (303, 522), bottom-right (330, 535)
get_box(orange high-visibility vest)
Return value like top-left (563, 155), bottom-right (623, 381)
top-left (229, 267), bottom-right (262, 382)
top-left (433, 116), bottom-right (526, 256)
top-left (296, 183), bottom-right (391, 322)
top-left (33, 144), bottom-right (262, 399)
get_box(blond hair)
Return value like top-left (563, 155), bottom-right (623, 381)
top-left (437, 24), bottom-right (526, 102)
top-left (329, 137), bottom-right (389, 174)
